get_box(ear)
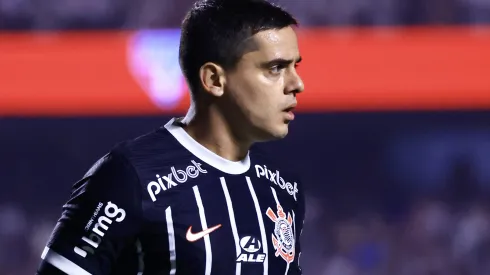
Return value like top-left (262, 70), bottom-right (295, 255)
top-left (199, 62), bottom-right (226, 97)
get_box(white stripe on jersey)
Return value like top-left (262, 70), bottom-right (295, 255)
top-left (245, 176), bottom-right (268, 275)
top-left (270, 187), bottom-right (280, 205)
top-left (193, 185), bottom-right (213, 275)
top-left (165, 206), bottom-right (177, 275)
top-left (220, 177), bottom-right (242, 275)
top-left (41, 246), bottom-right (91, 275)
top-left (292, 210), bottom-right (296, 241)
top-left (285, 261), bottom-right (290, 275)
top-left (136, 239), bottom-right (144, 275)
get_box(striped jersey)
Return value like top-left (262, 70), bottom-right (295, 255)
top-left (37, 118), bottom-right (305, 275)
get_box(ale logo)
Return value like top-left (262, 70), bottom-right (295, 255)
top-left (236, 236), bottom-right (266, 263)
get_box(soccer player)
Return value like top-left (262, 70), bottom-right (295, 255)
top-left (36, 0), bottom-right (305, 274)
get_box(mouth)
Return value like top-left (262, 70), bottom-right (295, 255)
top-left (283, 104), bottom-right (297, 121)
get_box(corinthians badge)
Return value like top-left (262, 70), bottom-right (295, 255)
top-left (266, 201), bottom-right (295, 264)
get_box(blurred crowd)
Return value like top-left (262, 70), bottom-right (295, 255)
top-left (308, 199), bottom-right (490, 275)
top-left (0, 0), bottom-right (490, 30)
top-left (306, 172), bottom-right (490, 274)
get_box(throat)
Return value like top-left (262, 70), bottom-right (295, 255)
top-left (178, 117), bottom-right (251, 162)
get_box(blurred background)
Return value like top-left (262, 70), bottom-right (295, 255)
top-left (1, 0), bottom-right (490, 274)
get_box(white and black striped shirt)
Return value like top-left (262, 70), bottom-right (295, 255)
top-left (37, 118), bottom-right (305, 275)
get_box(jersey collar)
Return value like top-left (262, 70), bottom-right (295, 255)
top-left (165, 118), bottom-right (251, 175)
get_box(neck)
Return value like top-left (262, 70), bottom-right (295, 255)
top-left (180, 103), bottom-right (251, 162)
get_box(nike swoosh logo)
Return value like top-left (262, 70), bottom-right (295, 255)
top-left (186, 224), bottom-right (222, 242)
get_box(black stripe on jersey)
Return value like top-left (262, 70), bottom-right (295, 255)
top-left (171, 185), bottom-right (209, 275)
top-left (138, 203), bottom-right (173, 274)
top-left (245, 176), bottom-right (269, 275)
top-left (212, 176), bottom-right (268, 275)
top-left (193, 178), bottom-right (239, 275)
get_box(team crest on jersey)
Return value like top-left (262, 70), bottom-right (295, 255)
top-left (266, 202), bottom-right (295, 264)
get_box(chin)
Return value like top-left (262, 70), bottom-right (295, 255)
top-left (272, 126), bottom-right (289, 139)
top-left (254, 124), bottom-right (289, 142)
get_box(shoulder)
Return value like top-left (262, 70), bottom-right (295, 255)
top-left (115, 122), bottom-right (192, 166)
top-left (115, 126), bottom-right (182, 161)
top-left (107, 122), bottom-right (208, 203)
top-left (70, 149), bottom-right (141, 206)
top-left (75, 127), bottom-right (177, 199)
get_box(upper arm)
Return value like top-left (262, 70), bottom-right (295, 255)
top-left (37, 152), bottom-right (143, 275)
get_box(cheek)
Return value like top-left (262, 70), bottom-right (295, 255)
top-left (229, 73), bottom-right (284, 118)
top-left (248, 83), bottom-right (281, 117)
top-left (252, 74), bottom-right (285, 104)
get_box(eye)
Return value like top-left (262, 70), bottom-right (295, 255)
top-left (269, 65), bottom-right (285, 75)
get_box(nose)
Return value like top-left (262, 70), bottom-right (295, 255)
top-left (285, 70), bottom-right (304, 95)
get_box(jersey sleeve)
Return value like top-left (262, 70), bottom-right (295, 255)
top-left (36, 151), bottom-right (143, 275)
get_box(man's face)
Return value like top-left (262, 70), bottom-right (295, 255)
top-left (223, 26), bottom-right (304, 141)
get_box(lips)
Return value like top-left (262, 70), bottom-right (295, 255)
top-left (283, 103), bottom-right (297, 121)
top-left (283, 103), bottom-right (297, 112)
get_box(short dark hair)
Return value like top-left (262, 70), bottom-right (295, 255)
top-left (179, 0), bottom-right (298, 95)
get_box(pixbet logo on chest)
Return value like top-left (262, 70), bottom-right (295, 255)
top-left (147, 160), bottom-right (207, 202)
top-left (255, 164), bottom-right (298, 201)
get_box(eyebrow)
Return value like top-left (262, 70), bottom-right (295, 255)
top-left (261, 56), bottom-right (302, 67)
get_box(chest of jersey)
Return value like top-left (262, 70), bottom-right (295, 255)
top-left (139, 161), bottom-right (300, 275)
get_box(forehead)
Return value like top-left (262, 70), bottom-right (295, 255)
top-left (241, 27), bottom-right (300, 62)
